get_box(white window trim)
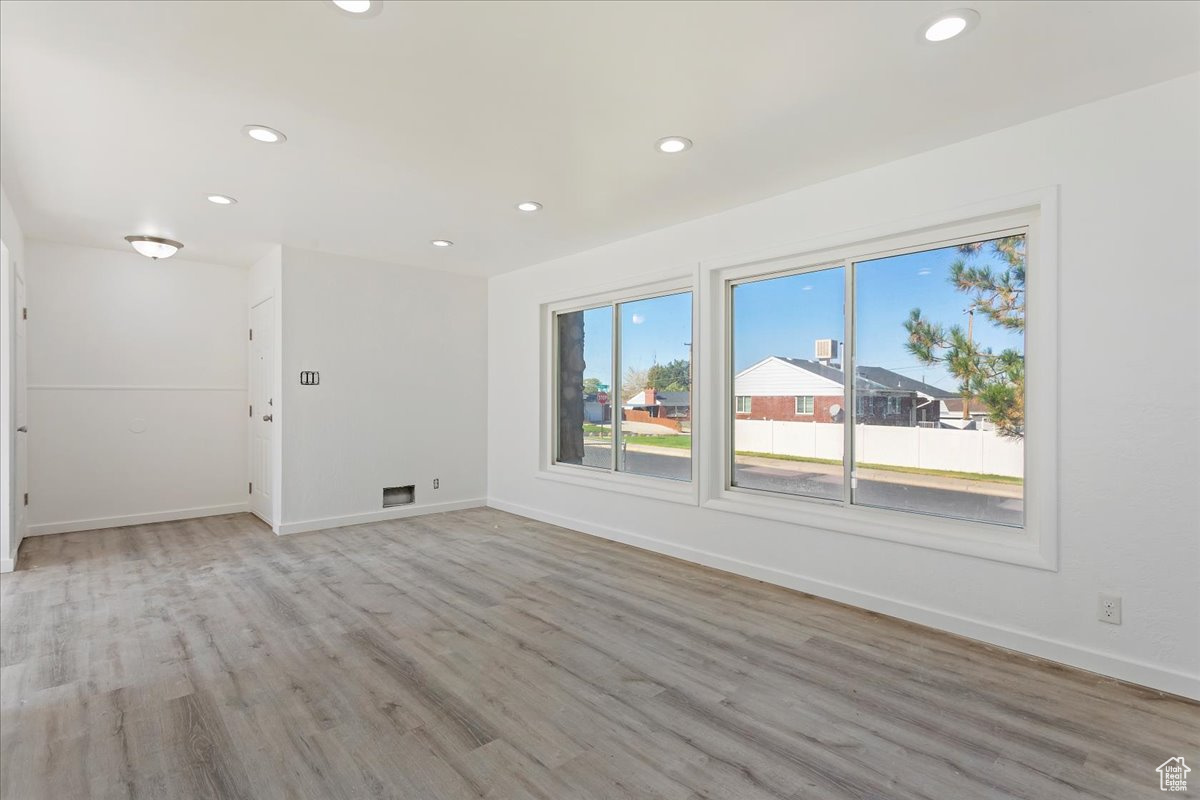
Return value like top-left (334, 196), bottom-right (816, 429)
top-left (699, 187), bottom-right (1059, 570)
top-left (795, 395), bottom-right (814, 415)
top-left (539, 271), bottom-right (701, 506)
top-left (736, 395), bottom-right (752, 414)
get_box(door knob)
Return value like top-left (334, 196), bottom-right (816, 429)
top-left (262, 414), bottom-right (273, 422)
top-left (16, 426), bottom-right (27, 433)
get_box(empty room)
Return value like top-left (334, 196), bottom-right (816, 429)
top-left (1, 1), bottom-right (1198, 798)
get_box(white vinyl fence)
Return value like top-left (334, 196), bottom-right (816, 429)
top-left (735, 420), bottom-right (1023, 478)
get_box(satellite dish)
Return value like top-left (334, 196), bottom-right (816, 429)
top-left (829, 404), bottom-right (842, 417)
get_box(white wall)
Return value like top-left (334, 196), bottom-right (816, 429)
top-left (277, 247), bottom-right (487, 534)
top-left (25, 241), bottom-right (249, 534)
top-left (0, 185), bottom-right (26, 569)
top-left (488, 75), bottom-right (1200, 698)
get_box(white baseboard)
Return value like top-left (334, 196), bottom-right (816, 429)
top-left (486, 497), bottom-right (1200, 702)
top-left (0, 557), bottom-right (12, 574)
top-left (26, 503), bottom-right (251, 537)
top-left (277, 498), bottom-right (487, 536)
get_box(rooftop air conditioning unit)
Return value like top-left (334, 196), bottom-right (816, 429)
top-left (815, 339), bottom-right (839, 361)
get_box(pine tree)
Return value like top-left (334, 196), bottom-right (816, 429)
top-left (904, 235), bottom-right (1026, 439)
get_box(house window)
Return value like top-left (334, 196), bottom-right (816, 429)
top-left (727, 229), bottom-right (1026, 528)
top-left (554, 289), bottom-right (692, 482)
top-left (735, 396), bottom-right (752, 414)
top-left (730, 265), bottom-right (845, 501)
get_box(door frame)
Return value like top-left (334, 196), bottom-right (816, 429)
top-left (0, 239), bottom-right (23, 572)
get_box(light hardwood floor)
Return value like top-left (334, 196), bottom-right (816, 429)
top-left (1, 508), bottom-right (1196, 799)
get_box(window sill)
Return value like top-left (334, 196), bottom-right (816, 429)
top-left (537, 464), bottom-right (699, 506)
top-left (703, 487), bottom-right (1054, 570)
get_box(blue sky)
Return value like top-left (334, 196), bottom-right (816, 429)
top-left (580, 292), bottom-right (692, 391)
top-left (580, 237), bottom-right (1024, 393)
top-left (852, 244), bottom-right (1024, 390)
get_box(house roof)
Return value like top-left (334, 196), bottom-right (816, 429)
top-left (777, 358), bottom-right (852, 385)
top-left (940, 398), bottom-right (988, 415)
top-left (854, 366), bottom-right (957, 398)
top-left (624, 390), bottom-right (689, 407)
top-left (770, 357), bottom-right (954, 396)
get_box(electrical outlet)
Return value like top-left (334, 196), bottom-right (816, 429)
top-left (1098, 594), bottom-right (1122, 625)
top-left (432, 478), bottom-right (439, 490)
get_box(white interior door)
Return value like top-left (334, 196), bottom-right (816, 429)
top-left (249, 297), bottom-right (275, 523)
top-left (14, 268), bottom-right (27, 544)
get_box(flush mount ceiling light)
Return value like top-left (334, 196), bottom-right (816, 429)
top-left (656, 136), bottom-right (693, 154)
top-left (921, 9), bottom-right (980, 42)
top-left (125, 235), bottom-right (183, 260)
top-left (515, 201), bottom-right (542, 212)
top-left (431, 239), bottom-right (454, 247)
top-left (242, 124), bottom-right (287, 144)
top-left (330, 0), bottom-right (381, 16)
top-left (206, 194), bottom-right (237, 205)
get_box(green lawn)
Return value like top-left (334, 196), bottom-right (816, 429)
top-left (622, 434), bottom-right (692, 449)
top-left (582, 429), bottom-right (693, 449)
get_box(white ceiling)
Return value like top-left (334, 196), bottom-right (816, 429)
top-left (2, 1), bottom-right (1197, 275)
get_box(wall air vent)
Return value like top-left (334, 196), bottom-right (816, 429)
top-left (383, 485), bottom-right (415, 507)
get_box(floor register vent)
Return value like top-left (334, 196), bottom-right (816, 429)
top-left (383, 485), bottom-right (415, 508)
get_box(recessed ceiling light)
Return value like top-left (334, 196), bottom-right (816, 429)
top-left (242, 124), bottom-right (286, 144)
top-left (206, 194), bottom-right (237, 205)
top-left (656, 136), bottom-right (693, 154)
top-left (516, 201), bottom-right (542, 212)
top-left (431, 239), bottom-right (454, 248)
top-left (922, 9), bottom-right (979, 42)
top-left (330, 0), bottom-right (381, 16)
top-left (125, 235), bottom-right (183, 260)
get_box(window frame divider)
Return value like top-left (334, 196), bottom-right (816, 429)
top-left (843, 260), bottom-right (855, 505)
top-left (611, 303), bottom-right (621, 472)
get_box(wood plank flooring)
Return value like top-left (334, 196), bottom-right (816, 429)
top-left (1, 508), bottom-right (1196, 799)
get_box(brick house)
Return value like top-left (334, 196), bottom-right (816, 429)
top-left (733, 356), bottom-right (955, 426)
top-left (623, 388), bottom-right (690, 422)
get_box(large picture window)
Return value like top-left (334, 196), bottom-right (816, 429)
top-left (726, 229), bottom-right (1027, 528)
top-left (555, 290), bottom-right (693, 482)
